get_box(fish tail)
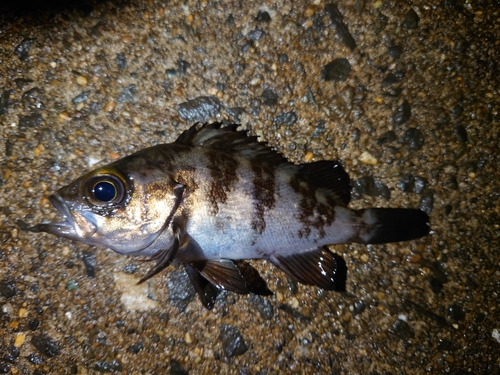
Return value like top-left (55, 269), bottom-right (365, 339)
top-left (356, 208), bottom-right (429, 244)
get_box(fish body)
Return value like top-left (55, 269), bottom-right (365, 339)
top-left (32, 123), bottom-right (429, 308)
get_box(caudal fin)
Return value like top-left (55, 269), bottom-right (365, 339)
top-left (359, 208), bottom-right (429, 244)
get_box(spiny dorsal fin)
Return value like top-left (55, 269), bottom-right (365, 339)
top-left (175, 122), bottom-right (289, 167)
top-left (297, 160), bottom-right (351, 206)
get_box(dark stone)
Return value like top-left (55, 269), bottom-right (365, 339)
top-left (353, 176), bottom-right (391, 199)
top-left (177, 59), bottom-right (190, 75)
top-left (447, 303), bottom-right (466, 321)
top-left (376, 130), bottom-right (397, 145)
top-left (389, 319), bottom-right (415, 340)
top-left (248, 27), bottom-right (265, 41)
top-left (382, 72), bottom-right (404, 86)
top-left (167, 270), bottom-right (196, 312)
top-left (274, 111), bottom-right (298, 126)
top-left (255, 10), bottom-right (271, 22)
top-left (419, 189), bottom-right (434, 214)
top-left (0, 362), bottom-right (10, 373)
top-left (401, 127), bottom-right (424, 150)
top-left (220, 325), bottom-right (248, 357)
top-left (430, 277), bottom-right (443, 294)
top-left (19, 114), bottom-right (43, 130)
top-left (22, 87), bottom-right (44, 109)
top-left (117, 84), bottom-right (136, 103)
top-left (29, 318), bottom-right (40, 331)
top-left (353, 300), bottom-right (366, 315)
top-left (0, 87), bottom-right (9, 115)
top-left (249, 294), bottom-right (274, 320)
top-left (123, 263), bottom-right (138, 274)
top-left (454, 125), bottom-right (468, 143)
top-left (451, 104), bottom-right (463, 117)
top-left (261, 89), bottom-right (278, 106)
top-left (94, 360), bottom-right (123, 373)
top-left (177, 96), bottom-right (222, 122)
top-left (82, 251), bottom-right (96, 278)
top-left (325, 4), bottom-right (357, 50)
top-left (278, 53), bottom-right (288, 64)
top-left (165, 69), bottom-right (177, 78)
top-left (27, 353), bottom-right (43, 364)
top-left (413, 176), bottom-right (427, 194)
top-left (402, 9), bottom-right (420, 29)
top-left (115, 52), bottom-right (127, 70)
top-left (226, 107), bottom-right (245, 122)
top-left (4, 344), bottom-right (19, 363)
top-left (170, 359), bottom-right (189, 375)
top-left (393, 99), bottom-right (412, 125)
top-left (14, 78), bottom-right (33, 89)
top-left (388, 45), bottom-right (403, 59)
top-left (72, 91), bottom-right (91, 104)
top-left (0, 279), bottom-right (16, 298)
top-left (127, 340), bottom-right (143, 354)
top-left (321, 58), bottom-right (351, 82)
top-left (312, 120), bottom-right (326, 138)
top-left (31, 335), bottom-right (59, 357)
top-left (14, 38), bottom-right (35, 61)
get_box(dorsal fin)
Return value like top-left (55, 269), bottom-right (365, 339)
top-left (298, 160), bottom-right (351, 206)
top-left (176, 123), bottom-right (351, 205)
top-left (175, 122), bottom-right (289, 167)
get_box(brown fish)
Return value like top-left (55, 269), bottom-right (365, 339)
top-left (30, 123), bottom-right (429, 308)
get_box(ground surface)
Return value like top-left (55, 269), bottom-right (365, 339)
top-left (0, 0), bottom-right (499, 374)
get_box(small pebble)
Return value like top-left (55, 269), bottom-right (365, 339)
top-left (18, 307), bottom-right (28, 318)
top-left (184, 332), bottom-right (193, 344)
top-left (76, 75), bottom-right (88, 86)
top-left (58, 112), bottom-right (71, 122)
top-left (359, 151), bottom-right (378, 165)
top-left (304, 151), bottom-right (314, 162)
top-left (14, 333), bottom-right (25, 348)
top-left (104, 101), bottom-right (116, 112)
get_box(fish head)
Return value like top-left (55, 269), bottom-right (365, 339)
top-left (39, 160), bottom-right (182, 255)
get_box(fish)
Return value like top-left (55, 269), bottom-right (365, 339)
top-left (29, 123), bottom-right (430, 309)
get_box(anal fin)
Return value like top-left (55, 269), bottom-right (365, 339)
top-left (270, 247), bottom-right (347, 291)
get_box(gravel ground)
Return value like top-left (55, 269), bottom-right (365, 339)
top-left (1, 1), bottom-right (499, 374)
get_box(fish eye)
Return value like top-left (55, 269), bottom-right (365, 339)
top-left (93, 180), bottom-right (118, 202)
top-left (84, 172), bottom-right (127, 208)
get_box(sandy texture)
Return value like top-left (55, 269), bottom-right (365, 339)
top-left (1, 0), bottom-right (499, 374)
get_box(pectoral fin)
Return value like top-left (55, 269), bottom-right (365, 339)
top-left (137, 236), bottom-right (179, 284)
top-left (270, 247), bottom-right (347, 291)
top-left (190, 259), bottom-right (250, 294)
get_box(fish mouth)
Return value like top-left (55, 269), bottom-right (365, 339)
top-left (32, 194), bottom-right (97, 240)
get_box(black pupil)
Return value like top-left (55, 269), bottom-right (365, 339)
top-left (93, 181), bottom-right (117, 202)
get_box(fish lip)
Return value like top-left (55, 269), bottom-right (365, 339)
top-left (48, 193), bottom-right (76, 229)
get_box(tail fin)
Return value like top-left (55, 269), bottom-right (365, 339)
top-left (358, 208), bottom-right (429, 244)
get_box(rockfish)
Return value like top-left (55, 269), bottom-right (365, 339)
top-left (31, 123), bottom-right (429, 308)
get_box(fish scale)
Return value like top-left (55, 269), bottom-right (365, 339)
top-left (29, 122), bottom-right (430, 309)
